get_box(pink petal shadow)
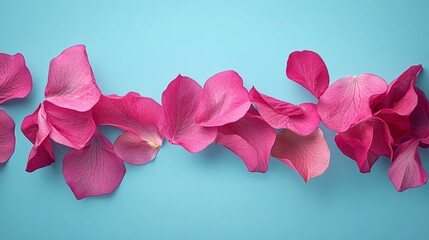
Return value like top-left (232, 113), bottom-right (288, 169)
top-left (0, 53), bottom-right (32, 104)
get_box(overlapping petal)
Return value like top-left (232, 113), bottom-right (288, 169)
top-left (162, 75), bottom-right (217, 153)
top-left (249, 87), bottom-right (320, 135)
top-left (0, 110), bottom-right (15, 163)
top-left (317, 74), bottom-right (387, 132)
top-left (45, 45), bottom-right (101, 112)
top-left (409, 88), bottom-right (429, 145)
top-left (63, 131), bottom-right (126, 200)
top-left (216, 106), bottom-right (276, 172)
top-left (0, 53), bottom-right (32, 103)
top-left (271, 128), bottom-right (330, 182)
top-left (286, 50), bottom-right (329, 98)
top-left (195, 70), bottom-right (251, 127)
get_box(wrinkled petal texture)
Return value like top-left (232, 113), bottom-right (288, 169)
top-left (286, 50), bottom-right (329, 98)
top-left (335, 117), bottom-right (392, 173)
top-left (318, 74), bottom-right (387, 132)
top-left (63, 131), bottom-right (126, 200)
top-left (388, 140), bottom-right (427, 191)
top-left (271, 128), bottom-right (330, 182)
top-left (162, 75), bottom-right (217, 153)
top-left (0, 53), bottom-right (32, 104)
top-left (0, 110), bottom-right (15, 163)
top-left (216, 107), bottom-right (276, 172)
top-left (249, 87), bottom-right (320, 135)
top-left (92, 92), bottom-right (164, 163)
top-left (45, 45), bottom-right (101, 112)
top-left (195, 70), bottom-right (251, 127)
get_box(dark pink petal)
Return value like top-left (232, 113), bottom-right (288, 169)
top-left (375, 110), bottom-right (410, 144)
top-left (45, 45), bottom-right (101, 112)
top-left (0, 53), bottom-right (32, 104)
top-left (195, 70), bottom-right (251, 127)
top-left (44, 101), bottom-right (96, 149)
top-left (318, 74), bottom-right (387, 132)
top-left (26, 138), bottom-right (54, 172)
top-left (216, 106), bottom-right (276, 172)
top-left (162, 75), bottom-right (217, 153)
top-left (335, 117), bottom-right (393, 173)
top-left (63, 131), bottom-right (126, 200)
top-left (249, 87), bottom-right (320, 135)
top-left (114, 132), bottom-right (161, 165)
top-left (388, 140), bottom-right (427, 191)
top-left (271, 128), bottom-right (330, 182)
top-left (21, 105), bottom-right (41, 144)
top-left (286, 50), bottom-right (329, 98)
top-left (409, 88), bottom-right (429, 144)
top-left (92, 92), bottom-right (164, 163)
top-left (0, 110), bottom-right (15, 163)
top-left (372, 65), bottom-right (422, 116)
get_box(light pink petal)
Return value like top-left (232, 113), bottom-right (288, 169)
top-left (0, 53), bottom-right (32, 104)
top-left (114, 132), bottom-right (161, 165)
top-left (195, 70), bottom-right (251, 127)
top-left (388, 140), bottom-right (427, 191)
top-left (26, 138), bottom-right (55, 172)
top-left (286, 50), bottom-right (329, 98)
top-left (44, 101), bottom-right (96, 149)
top-left (372, 65), bottom-right (422, 116)
top-left (271, 128), bottom-right (330, 182)
top-left (162, 75), bottom-right (217, 153)
top-left (318, 74), bottom-right (388, 132)
top-left (92, 92), bottom-right (164, 154)
top-left (0, 110), bottom-right (15, 163)
top-left (335, 117), bottom-right (393, 173)
top-left (45, 45), bottom-right (101, 112)
top-left (409, 88), bottom-right (429, 144)
top-left (216, 106), bottom-right (276, 172)
top-left (63, 131), bottom-right (126, 200)
top-left (249, 87), bottom-right (320, 135)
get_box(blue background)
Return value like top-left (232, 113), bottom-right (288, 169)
top-left (1, 0), bottom-right (429, 239)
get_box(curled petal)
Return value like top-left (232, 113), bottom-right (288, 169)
top-left (375, 110), bottom-right (410, 144)
top-left (271, 128), bottom-right (330, 182)
top-left (0, 53), bottom-right (32, 104)
top-left (249, 87), bottom-right (320, 135)
top-left (45, 45), bottom-right (101, 112)
top-left (286, 50), bottom-right (329, 98)
top-left (388, 140), bottom-right (427, 191)
top-left (0, 110), bottom-right (15, 163)
top-left (318, 74), bottom-right (387, 132)
top-left (216, 106), bottom-right (276, 172)
top-left (63, 131), bottom-right (126, 200)
top-left (162, 75), bottom-right (217, 153)
top-left (114, 132), bottom-right (161, 165)
top-left (26, 138), bottom-right (54, 172)
top-left (195, 70), bottom-right (251, 127)
top-left (409, 88), bottom-right (429, 144)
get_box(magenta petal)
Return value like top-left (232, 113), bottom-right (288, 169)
top-left (195, 70), bottom-right (251, 127)
top-left (114, 132), bottom-right (161, 165)
top-left (0, 110), bottom-right (15, 163)
top-left (216, 106), bottom-right (276, 172)
top-left (409, 88), bottom-right (429, 144)
top-left (162, 75), bottom-right (217, 153)
top-left (388, 140), bottom-right (427, 191)
top-left (45, 45), bottom-right (101, 112)
top-left (271, 128), bottom-right (330, 182)
top-left (286, 50), bottom-right (329, 98)
top-left (44, 101), bottom-right (96, 149)
top-left (26, 138), bottom-right (55, 172)
top-left (375, 110), bottom-right (410, 144)
top-left (0, 53), bottom-right (32, 104)
top-left (63, 131), bottom-right (126, 200)
top-left (318, 74), bottom-right (387, 132)
top-left (249, 87), bottom-right (320, 135)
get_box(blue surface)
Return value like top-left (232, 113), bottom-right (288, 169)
top-left (1, 0), bottom-right (429, 239)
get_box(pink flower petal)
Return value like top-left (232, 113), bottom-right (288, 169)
top-left (409, 88), bottom-right (429, 144)
top-left (216, 106), bottom-right (276, 172)
top-left (45, 45), bottom-right (101, 112)
top-left (44, 101), bottom-right (96, 149)
top-left (271, 128), bottom-right (330, 182)
top-left (317, 74), bottom-right (388, 132)
top-left (26, 138), bottom-right (55, 172)
top-left (195, 70), bottom-right (251, 127)
top-left (0, 110), bottom-right (15, 163)
top-left (162, 75), bottom-right (217, 153)
top-left (0, 53), bottom-right (32, 104)
top-left (114, 131), bottom-right (161, 165)
top-left (388, 140), bottom-right (427, 191)
top-left (286, 50), bottom-right (329, 98)
top-left (63, 131), bottom-right (126, 200)
top-left (249, 87), bottom-right (320, 135)
top-left (335, 117), bottom-right (393, 173)
top-left (374, 110), bottom-right (410, 144)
